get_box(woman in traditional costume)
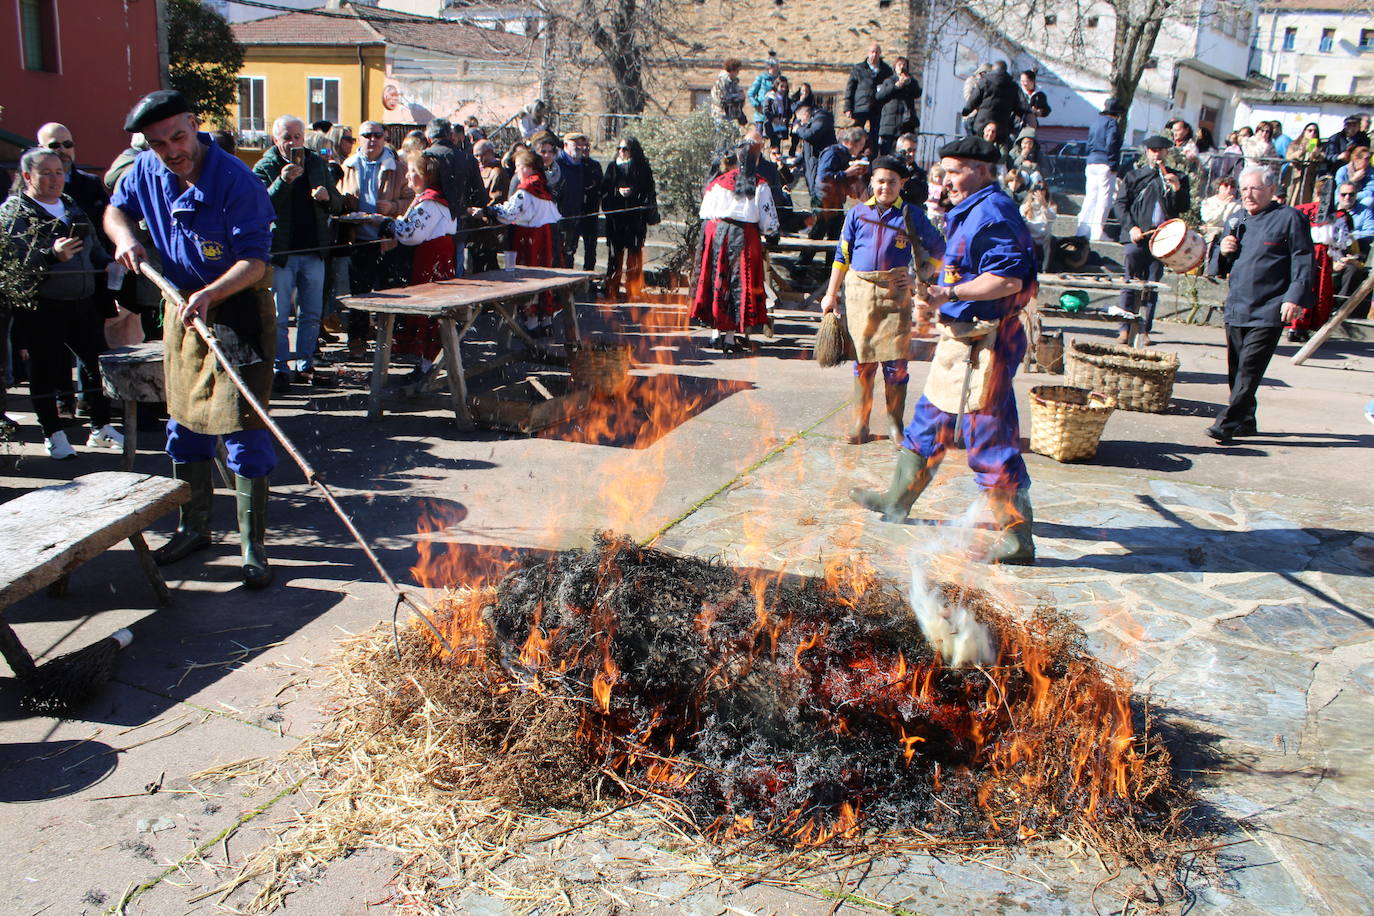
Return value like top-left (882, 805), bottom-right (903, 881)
top-left (691, 142), bottom-right (779, 352)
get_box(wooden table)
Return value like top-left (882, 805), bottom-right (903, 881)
top-left (340, 267), bottom-right (595, 429)
top-left (100, 342), bottom-right (166, 472)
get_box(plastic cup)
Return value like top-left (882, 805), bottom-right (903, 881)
top-left (503, 251), bottom-right (517, 271)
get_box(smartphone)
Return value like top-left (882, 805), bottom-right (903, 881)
top-left (291, 147), bottom-right (306, 167)
top-left (70, 222), bottom-right (90, 240)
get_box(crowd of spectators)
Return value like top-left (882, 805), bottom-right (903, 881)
top-left (1, 54), bottom-right (1369, 451)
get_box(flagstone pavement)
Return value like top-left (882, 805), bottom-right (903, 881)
top-left (0, 302), bottom-right (1371, 915)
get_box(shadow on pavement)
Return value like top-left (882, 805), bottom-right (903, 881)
top-left (0, 738), bottom-right (120, 800)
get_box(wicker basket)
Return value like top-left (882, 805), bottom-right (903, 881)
top-left (569, 341), bottom-right (633, 393)
top-left (1064, 340), bottom-right (1179, 413)
top-left (1034, 330), bottom-right (1065, 374)
top-left (1028, 386), bottom-right (1117, 462)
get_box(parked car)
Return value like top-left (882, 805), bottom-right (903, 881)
top-left (1041, 140), bottom-right (1087, 194)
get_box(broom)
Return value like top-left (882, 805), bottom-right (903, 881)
top-left (0, 620), bottom-right (134, 713)
top-left (814, 311), bottom-right (853, 368)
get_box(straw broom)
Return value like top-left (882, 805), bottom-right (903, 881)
top-left (0, 619), bottom-right (133, 713)
top-left (814, 312), bottom-right (853, 368)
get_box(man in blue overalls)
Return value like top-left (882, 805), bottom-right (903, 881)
top-left (105, 91), bottom-right (280, 588)
top-left (850, 137), bottom-right (1038, 565)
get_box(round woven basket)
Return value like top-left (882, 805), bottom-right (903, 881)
top-left (1028, 385), bottom-right (1117, 462)
top-left (1064, 340), bottom-right (1179, 413)
top-left (569, 341), bottom-right (633, 393)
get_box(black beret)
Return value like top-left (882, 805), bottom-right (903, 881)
top-left (869, 154), bottom-right (908, 178)
top-left (124, 90), bottom-right (193, 132)
top-left (1102, 98), bottom-right (1127, 116)
top-left (938, 136), bottom-right (1000, 164)
top-left (1141, 135), bottom-right (1172, 150)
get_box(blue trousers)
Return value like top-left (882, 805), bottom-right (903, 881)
top-left (166, 420), bottom-right (277, 479)
top-left (901, 390), bottom-right (1029, 491)
top-left (273, 253), bottom-right (326, 372)
top-left (854, 360), bottom-right (909, 384)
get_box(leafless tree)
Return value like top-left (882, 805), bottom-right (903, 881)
top-left (535, 0), bottom-right (699, 116)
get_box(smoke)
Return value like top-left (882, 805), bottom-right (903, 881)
top-left (907, 498), bottom-right (997, 667)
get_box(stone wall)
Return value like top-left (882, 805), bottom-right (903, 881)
top-left (548, 0), bottom-right (919, 126)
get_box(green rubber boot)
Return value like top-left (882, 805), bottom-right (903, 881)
top-left (849, 449), bottom-right (937, 523)
top-left (847, 373), bottom-right (876, 444)
top-left (985, 488), bottom-right (1036, 566)
top-left (236, 475), bottom-right (274, 589)
top-left (153, 461), bottom-right (213, 566)
top-left (884, 381), bottom-right (907, 447)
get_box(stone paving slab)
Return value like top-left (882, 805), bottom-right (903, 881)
top-left (654, 429), bottom-right (1374, 916)
top-left (1, 301), bottom-right (1371, 914)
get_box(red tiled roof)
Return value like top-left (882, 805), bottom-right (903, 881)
top-left (231, 2), bottom-right (536, 61)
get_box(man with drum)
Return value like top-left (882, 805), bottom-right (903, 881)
top-left (1111, 135), bottom-right (1189, 346)
top-left (849, 137), bottom-right (1039, 566)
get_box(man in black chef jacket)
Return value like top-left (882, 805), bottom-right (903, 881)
top-left (1208, 165), bottom-right (1313, 444)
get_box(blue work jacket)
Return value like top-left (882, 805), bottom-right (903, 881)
top-left (834, 199), bottom-right (945, 272)
top-left (937, 183), bottom-right (1037, 324)
top-left (111, 133), bottom-right (273, 290)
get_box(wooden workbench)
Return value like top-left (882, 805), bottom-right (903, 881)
top-left (340, 266), bottom-right (595, 429)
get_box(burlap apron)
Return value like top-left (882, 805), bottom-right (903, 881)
top-left (922, 319), bottom-right (1000, 414)
top-left (844, 267), bottom-right (912, 363)
top-left (163, 286), bottom-right (275, 435)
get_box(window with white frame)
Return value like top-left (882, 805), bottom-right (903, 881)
top-left (1319, 28), bottom-right (1334, 53)
top-left (238, 77), bottom-right (266, 134)
top-left (1353, 76), bottom-right (1373, 95)
top-left (1275, 73), bottom-right (1289, 92)
top-left (309, 78), bottom-right (340, 125)
top-left (1282, 27), bottom-right (1296, 51)
top-left (1311, 74), bottom-right (1325, 92)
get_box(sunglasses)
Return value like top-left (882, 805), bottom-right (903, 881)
top-left (617, 146), bottom-right (631, 151)
top-left (361, 132), bottom-right (384, 139)
top-left (47, 140), bottom-right (75, 150)
top-left (1338, 191), bottom-right (1356, 197)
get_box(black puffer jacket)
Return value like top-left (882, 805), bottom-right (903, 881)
top-left (845, 59), bottom-right (893, 118)
top-left (875, 73), bottom-right (922, 138)
top-left (962, 68), bottom-right (1026, 142)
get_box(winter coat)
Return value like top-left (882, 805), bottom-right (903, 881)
top-left (0, 191), bottom-right (111, 303)
top-left (423, 139), bottom-right (486, 219)
top-left (340, 147), bottom-right (407, 218)
top-left (747, 71), bottom-right (777, 123)
top-left (253, 146), bottom-right (344, 258)
top-left (962, 69), bottom-right (1025, 143)
top-left (602, 156), bottom-right (657, 249)
top-left (845, 59), bottom-right (893, 118)
top-left (794, 107), bottom-right (837, 194)
top-left (875, 72), bottom-right (922, 138)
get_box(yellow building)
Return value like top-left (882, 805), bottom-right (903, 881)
top-left (230, 3), bottom-right (541, 141)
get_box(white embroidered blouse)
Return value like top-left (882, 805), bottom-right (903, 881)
top-left (698, 181), bottom-right (779, 235)
top-left (389, 198), bottom-right (457, 246)
top-left (491, 189), bottom-right (562, 229)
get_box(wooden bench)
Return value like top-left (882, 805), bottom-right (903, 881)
top-left (0, 472), bottom-right (189, 618)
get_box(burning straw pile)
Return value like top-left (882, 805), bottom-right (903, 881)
top-left (218, 534), bottom-right (1195, 910)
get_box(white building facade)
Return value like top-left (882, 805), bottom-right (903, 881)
top-left (925, 0), bottom-right (1265, 145)
top-left (1236, 0), bottom-right (1374, 138)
